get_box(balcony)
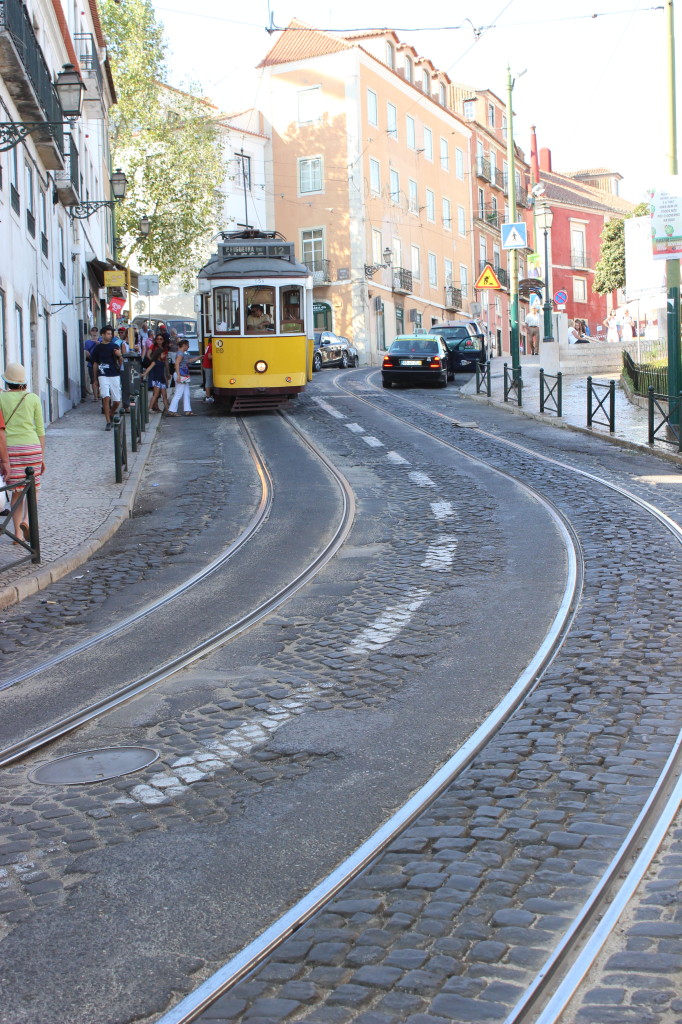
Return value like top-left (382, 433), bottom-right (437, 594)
top-left (571, 250), bottom-right (590, 269)
top-left (444, 286), bottom-right (462, 311)
top-left (475, 206), bottom-right (501, 230)
top-left (304, 258), bottom-right (331, 285)
top-left (75, 33), bottom-right (104, 118)
top-left (54, 135), bottom-right (79, 206)
top-left (392, 267), bottom-right (413, 294)
top-left (502, 178), bottom-right (530, 208)
top-left (0, 0), bottom-right (65, 168)
top-left (491, 167), bottom-right (505, 190)
top-left (476, 156), bottom-right (491, 181)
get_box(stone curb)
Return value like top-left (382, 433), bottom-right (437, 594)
top-left (460, 391), bottom-right (682, 468)
top-left (0, 414), bottom-right (161, 612)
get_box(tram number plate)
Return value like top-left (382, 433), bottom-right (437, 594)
top-left (401, 359), bottom-right (422, 366)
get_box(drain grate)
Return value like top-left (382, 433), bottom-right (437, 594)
top-left (29, 746), bottom-right (159, 786)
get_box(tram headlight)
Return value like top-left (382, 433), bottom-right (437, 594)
top-left (285, 376), bottom-right (292, 382)
top-left (255, 360), bottom-right (268, 374)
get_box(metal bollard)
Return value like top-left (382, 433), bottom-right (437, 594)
top-left (130, 398), bottom-right (138, 452)
top-left (587, 376), bottom-right (593, 428)
top-left (475, 364), bottom-right (481, 394)
top-left (608, 379), bottom-right (616, 433)
top-left (540, 368), bottom-right (546, 413)
top-left (24, 466), bottom-right (41, 563)
top-left (648, 386), bottom-right (655, 444)
top-left (113, 413), bottom-right (128, 483)
top-left (557, 371), bottom-right (563, 418)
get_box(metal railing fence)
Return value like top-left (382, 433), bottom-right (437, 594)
top-left (623, 349), bottom-right (668, 397)
top-left (648, 388), bottom-right (682, 452)
top-left (475, 361), bottom-right (492, 397)
top-left (0, 467), bottom-right (40, 571)
top-left (503, 362), bottom-right (522, 407)
top-left (587, 376), bottom-right (616, 432)
top-left (540, 369), bottom-right (562, 417)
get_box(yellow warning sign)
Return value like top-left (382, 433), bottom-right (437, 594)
top-left (474, 264), bottom-right (502, 290)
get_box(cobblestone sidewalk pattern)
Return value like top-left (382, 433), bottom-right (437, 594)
top-left (0, 397), bottom-right (161, 609)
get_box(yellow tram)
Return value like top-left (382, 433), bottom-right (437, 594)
top-left (197, 230), bottom-right (314, 411)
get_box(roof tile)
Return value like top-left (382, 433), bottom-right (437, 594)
top-left (258, 19), bottom-right (351, 68)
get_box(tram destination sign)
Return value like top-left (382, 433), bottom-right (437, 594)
top-left (220, 240), bottom-right (295, 261)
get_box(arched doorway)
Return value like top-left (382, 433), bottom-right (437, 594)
top-left (313, 301), bottom-right (332, 331)
top-left (29, 296), bottom-right (38, 392)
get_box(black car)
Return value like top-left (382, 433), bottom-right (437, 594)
top-left (430, 320), bottom-right (488, 373)
top-left (381, 335), bottom-right (449, 389)
top-left (312, 331), bottom-right (359, 371)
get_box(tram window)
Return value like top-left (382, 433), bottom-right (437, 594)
top-left (245, 286), bottom-right (276, 332)
top-left (280, 286), bottom-right (305, 334)
top-left (214, 287), bottom-right (240, 334)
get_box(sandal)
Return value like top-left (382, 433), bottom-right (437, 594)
top-left (167, 412), bottom-right (178, 417)
top-left (20, 522), bottom-right (30, 541)
top-left (184, 412), bottom-right (195, 416)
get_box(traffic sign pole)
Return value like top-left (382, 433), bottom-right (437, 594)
top-left (667, 0), bottom-right (681, 427)
top-left (506, 66), bottom-right (520, 372)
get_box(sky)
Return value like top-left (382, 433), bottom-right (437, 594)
top-left (151, 0), bottom-right (681, 204)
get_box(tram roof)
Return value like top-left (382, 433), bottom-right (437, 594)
top-left (198, 255), bottom-right (311, 280)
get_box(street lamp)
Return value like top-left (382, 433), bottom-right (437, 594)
top-left (0, 63), bottom-right (85, 151)
top-left (55, 63), bottom-right (86, 119)
top-left (68, 168), bottom-right (128, 220)
top-left (364, 247), bottom-right (394, 278)
top-left (139, 214), bottom-right (151, 237)
top-left (536, 201), bottom-right (554, 342)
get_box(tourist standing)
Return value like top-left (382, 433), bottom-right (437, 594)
top-left (0, 363), bottom-right (45, 543)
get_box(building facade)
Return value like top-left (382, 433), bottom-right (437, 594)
top-left (0, 0), bottom-right (117, 422)
top-left (257, 23), bottom-right (476, 364)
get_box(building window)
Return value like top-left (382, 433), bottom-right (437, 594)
top-left (25, 162), bottom-right (35, 236)
top-left (456, 148), bottom-right (464, 179)
top-left (439, 83), bottom-right (447, 106)
top-left (299, 157), bottom-right (323, 194)
top-left (404, 55), bottom-right (413, 82)
top-left (62, 327), bottom-right (69, 392)
top-left (387, 102), bottom-right (398, 140)
top-left (301, 228), bottom-right (325, 281)
top-left (423, 126), bottom-right (433, 160)
top-left (490, 151), bottom-right (497, 183)
top-left (479, 238), bottom-right (487, 265)
top-left (389, 168), bottom-right (400, 203)
top-left (372, 228), bottom-right (382, 265)
top-left (425, 188), bottom-right (435, 221)
top-left (235, 152), bottom-right (251, 189)
top-left (369, 157), bottom-right (381, 195)
top-left (478, 187), bottom-right (485, 219)
top-left (493, 244), bottom-right (501, 271)
top-left (571, 225), bottom-right (587, 267)
top-left (408, 179), bottom-right (418, 214)
top-left (393, 237), bottom-right (402, 270)
top-left (386, 40), bottom-right (395, 68)
top-left (442, 197), bottom-right (451, 230)
top-left (460, 264), bottom-right (469, 298)
top-left (428, 252), bottom-right (437, 287)
top-left (502, 114), bottom-right (508, 139)
top-left (573, 277), bottom-right (587, 302)
top-left (406, 115), bottom-right (415, 149)
top-left (411, 244), bottom-right (420, 279)
top-left (439, 137), bottom-right (449, 171)
top-left (298, 86), bottom-right (321, 124)
top-left (444, 258), bottom-right (453, 286)
top-left (39, 190), bottom-right (48, 257)
top-left (422, 69), bottom-right (430, 93)
top-left (458, 205), bottom-right (466, 236)
top-left (58, 225), bottom-right (66, 285)
top-left (367, 89), bottom-right (378, 126)
top-left (488, 102), bottom-right (495, 128)
top-left (10, 148), bottom-right (19, 214)
top-left (463, 99), bottom-right (475, 119)
top-left (15, 304), bottom-right (23, 364)
top-left (395, 305), bottom-right (404, 335)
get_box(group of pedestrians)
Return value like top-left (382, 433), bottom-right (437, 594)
top-left (604, 309), bottom-right (637, 343)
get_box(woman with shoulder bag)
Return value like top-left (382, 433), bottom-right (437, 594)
top-left (0, 363), bottom-right (45, 544)
top-left (167, 339), bottom-right (194, 416)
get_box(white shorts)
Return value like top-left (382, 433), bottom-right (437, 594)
top-left (99, 376), bottom-right (122, 402)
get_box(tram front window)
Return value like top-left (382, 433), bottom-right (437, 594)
top-left (280, 286), bottom-right (305, 334)
top-left (245, 286), bottom-right (275, 333)
top-left (214, 287), bottom-right (240, 334)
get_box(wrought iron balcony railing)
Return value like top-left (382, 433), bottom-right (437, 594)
top-left (54, 135), bottom-right (79, 205)
top-left (476, 156), bottom-right (491, 181)
top-left (571, 250), bottom-right (590, 269)
top-left (303, 258), bottom-right (331, 284)
top-left (475, 206), bottom-right (501, 230)
top-left (444, 286), bottom-right (462, 310)
top-left (392, 267), bottom-right (413, 293)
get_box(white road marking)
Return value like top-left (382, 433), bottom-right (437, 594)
top-left (386, 451), bottom-right (410, 465)
top-left (409, 471), bottom-right (436, 488)
top-left (348, 588), bottom-right (429, 654)
top-left (313, 397), bottom-right (346, 419)
top-left (362, 436), bottom-right (384, 448)
top-left (430, 500), bottom-right (455, 520)
top-left (346, 422), bottom-right (365, 433)
top-left (422, 535), bottom-right (458, 570)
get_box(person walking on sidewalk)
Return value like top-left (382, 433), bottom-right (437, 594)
top-left (84, 327), bottom-right (101, 400)
top-left (202, 340), bottom-right (214, 403)
top-left (92, 325), bottom-right (123, 431)
top-left (167, 339), bottom-right (194, 416)
top-left (0, 363), bottom-right (45, 544)
top-left (141, 335), bottom-right (170, 414)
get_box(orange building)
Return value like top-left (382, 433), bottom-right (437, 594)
top-left (257, 23), bottom-right (476, 363)
top-left (450, 85), bottom-right (532, 357)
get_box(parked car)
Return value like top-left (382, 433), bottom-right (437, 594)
top-left (381, 334), bottom-right (449, 389)
top-left (312, 331), bottom-right (359, 371)
top-left (430, 320), bottom-right (488, 373)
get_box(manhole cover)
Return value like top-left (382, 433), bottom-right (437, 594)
top-left (29, 746), bottom-right (159, 786)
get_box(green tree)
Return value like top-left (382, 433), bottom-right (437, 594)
top-left (101, 0), bottom-right (224, 286)
top-left (593, 201), bottom-right (650, 295)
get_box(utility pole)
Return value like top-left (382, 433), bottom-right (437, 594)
top-left (506, 66), bottom-right (520, 371)
top-left (666, 0), bottom-right (681, 423)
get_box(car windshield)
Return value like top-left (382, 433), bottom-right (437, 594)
top-left (389, 338), bottom-right (439, 355)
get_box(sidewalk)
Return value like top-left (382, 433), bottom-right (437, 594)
top-left (461, 354), bottom-right (680, 456)
top-left (0, 396), bottom-right (161, 610)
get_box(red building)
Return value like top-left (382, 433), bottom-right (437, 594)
top-left (528, 135), bottom-right (635, 337)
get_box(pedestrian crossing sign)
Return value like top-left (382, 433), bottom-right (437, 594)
top-left (474, 264), bottom-right (502, 289)
top-left (501, 222), bottom-right (528, 249)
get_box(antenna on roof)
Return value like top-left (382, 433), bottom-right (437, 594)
top-left (266, 3), bottom-right (276, 34)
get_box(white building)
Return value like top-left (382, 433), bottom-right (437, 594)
top-left (0, 0), bottom-right (117, 421)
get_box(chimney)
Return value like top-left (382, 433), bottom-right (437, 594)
top-left (540, 147), bottom-right (552, 173)
top-left (530, 125), bottom-right (540, 184)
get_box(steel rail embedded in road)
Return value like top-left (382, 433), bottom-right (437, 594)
top-left (0, 413), bottom-right (356, 767)
top-left (154, 389), bottom-right (582, 1024)
top-left (0, 418), bottom-right (273, 691)
top-left (349, 369), bottom-right (682, 1024)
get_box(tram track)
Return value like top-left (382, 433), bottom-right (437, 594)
top-left (0, 412), bottom-right (356, 768)
top-left (156, 372), bottom-right (682, 1024)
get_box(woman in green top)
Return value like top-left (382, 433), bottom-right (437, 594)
top-left (0, 363), bottom-right (45, 544)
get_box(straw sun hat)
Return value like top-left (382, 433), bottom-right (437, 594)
top-left (2, 363), bottom-right (26, 385)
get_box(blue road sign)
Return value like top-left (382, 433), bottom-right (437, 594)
top-left (501, 222), bottom-right (528, 249)
top-left (554, 289), bottom-right (568, 305)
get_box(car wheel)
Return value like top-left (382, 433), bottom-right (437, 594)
top-left (341, 352), bottom-right (350, 368)
top-left (438, 373), bottom-right (448, 389)
top-left (382, 379), bottom-right (391, 389)
top-left (313, 353), bottom-right (322, 372)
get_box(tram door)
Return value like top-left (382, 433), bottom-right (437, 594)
top-left (313, 302), bottom-right (332, 331)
